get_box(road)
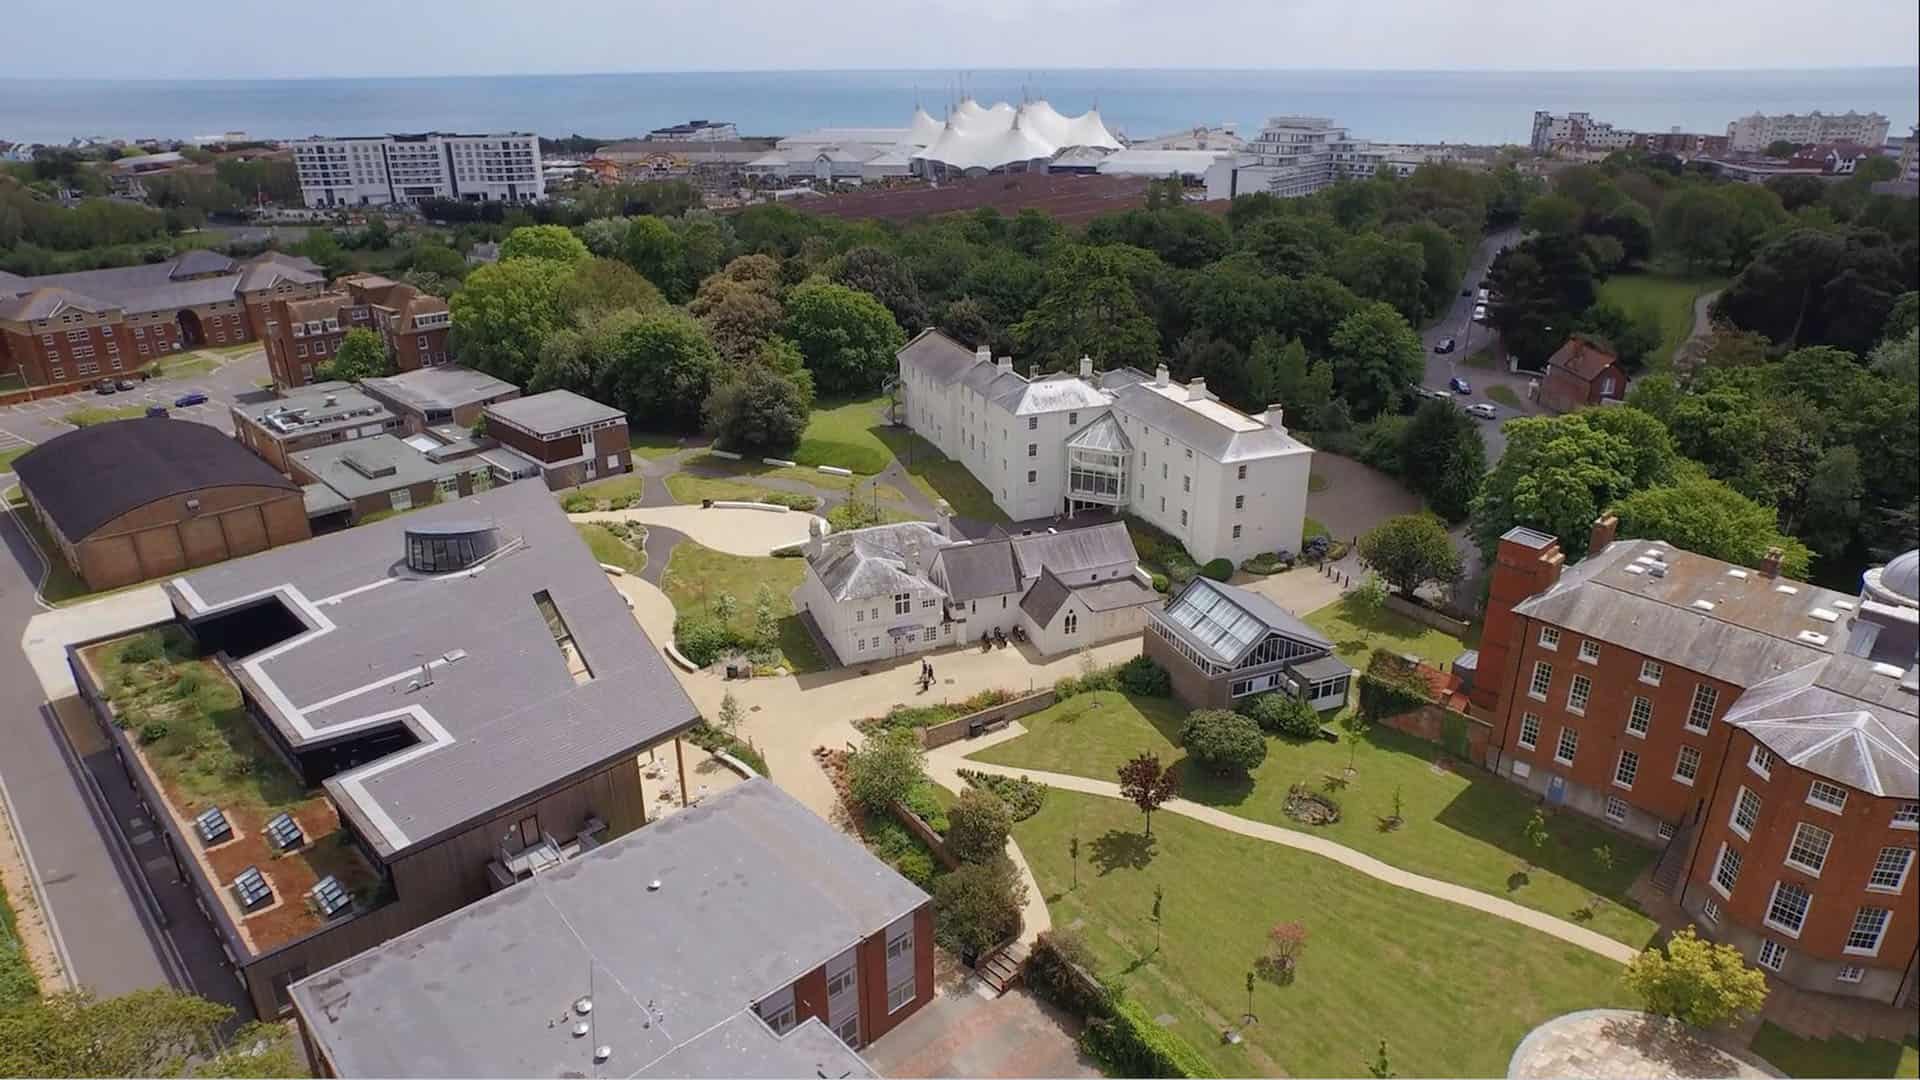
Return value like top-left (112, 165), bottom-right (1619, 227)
top-left (0, 349), bottom-right (271, 459)
top-left (1416, 228), bottom-right (1543, 464)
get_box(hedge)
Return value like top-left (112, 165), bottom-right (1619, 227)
top-left (1057, 656), bottom-right (1172, 700)
top-left (955, 768), bottom-right (1048, 820)
top-left (1081, 995), bottom-right (1220, 1078)
top-left (1025, 931), bottom-right (1112, 1019)
top-left (1200, 557), bottom-right (1234, 581)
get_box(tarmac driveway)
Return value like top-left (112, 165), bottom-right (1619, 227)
top-left (1305, 451), bottom-right (1423, 546)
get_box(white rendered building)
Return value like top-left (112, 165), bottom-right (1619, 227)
top-left (1726, 110), bottom-right (1891, 153)
top-left (292, 133), bottom-right (544, 208)
top-left (897, 330), bottom-right (1313, 566)
top-left (1202, 116), bottom-right (1453, 200)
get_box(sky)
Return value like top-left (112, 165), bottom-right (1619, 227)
top-left (7, 0), bottom-right (1919, 78)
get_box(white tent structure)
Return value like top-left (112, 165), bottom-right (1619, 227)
top-left (913, 97), bottom-right (1123, 178)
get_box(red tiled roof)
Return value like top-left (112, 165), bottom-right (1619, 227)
top-left (1548, 336), bottom-right (1620, 382)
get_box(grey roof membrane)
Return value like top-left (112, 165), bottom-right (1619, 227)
top-left (164, 482), bottom-right (699, 860)
top-left (1292, 654), bottom-right (1355, 683)
top-left (291, 434), bottom-right (465, 500)
top-left (237, 382), bottom-right (399, 441)
top-left (485, 389), bottom-right (624, 435)
top-left (362, 365), bottom-right (520, 415)
top-left (289, 779), bottom-right (920, 1078)
top-left (1073, 576), bottom-right (1161, 612)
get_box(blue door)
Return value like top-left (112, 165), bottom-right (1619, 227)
top-left (1546, 775), bottom-right (1566, 805)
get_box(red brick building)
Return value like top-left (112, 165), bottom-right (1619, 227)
top-left (482, 389), bottom-right (631, 490)
top-left (261, 275), bottom-right (454, 391)
top-left (1474, 520), bottom-right (1917, 1005)
top-left (1538, 336), bottom-right (1630, 414)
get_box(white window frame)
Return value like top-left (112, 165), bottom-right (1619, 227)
top-left (1674, 745), bottom-right (1701, 786)
top-left (1639, 659), bottom-right (1663, 685)
top-left (1894, 803), bottom-right (1919, 830)
top-left (1710, 843), bottom-right (1741, 899)
top-left (1730, 787), bottom-right (1761, 840)
top-left (1844, 906), bottom-right (1890, 957)
top-left (1613, 750), bottom-right (1638, 790)
top-left (1868, 846), bottom-right (1913, 893)
top-left (1626, 696), bottom-right (1652, 738)
top-left (1764, 880), bottom-right (1812, 938)
top-left (1566, 673), bottom-right (1592, 715)
top-left (886, 973), bottom-right (916, 1013)
top-left (1835, 964), bottom-right (1865, 984)
top-left (1785, 822), bottom-right (1832, 877)
top-left (1806, 780), bottom-right (1848, 815)
top-left (1518, 713), bottom-right (1540, 751)
top-left (1701, 897), bottom-right (1721, 924)
top-left (1538, 626), bottom-right (1560, 651)
top-left (1528, 661), bottom-right (1552, 701)
top-left (1554, 727), bottom-right (1578, 767)
top-left (1748, 745), bottom-right (1776, 779)
top-left (1604, 795), bottom-right (1628, 823)
top-left (1757, 939), bottom-right (1787, 972)
top-left (1685, 683), bottom-right (1718, 733)
top-left (1578, 639), bottom-right (1600, 664)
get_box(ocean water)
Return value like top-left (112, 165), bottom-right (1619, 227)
top-left (1, 68), bottom-right (1915, 147)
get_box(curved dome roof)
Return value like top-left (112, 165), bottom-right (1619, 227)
top-left (914, 99), bottom-right (1120, 172)
top-left (1881, 549), bottom-right (1919, 604)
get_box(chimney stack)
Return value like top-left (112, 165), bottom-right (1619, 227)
top-left (975, 344), bottom-right (991, 365)
top-left (1587, 514), bottom-right (1618, 556)
top-left (996, 355), bottom-right (1012, 374)
top-left (1188, 376), bottom-right (1207, 398)
top-left (1258, 403), bottom-right (1284, 428)
top-left (1759, 546), bottom-right (1784, 579)
top-left (1154, 364), bottom-right (1169, 388)
top-left (805, 516), bottom-right (825, 560)
top-left (1079, 355), bottom-right (1093, 378)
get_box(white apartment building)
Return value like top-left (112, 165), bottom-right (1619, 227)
top-left (1528, 111), bottom-right (1636, 154)
top-left (291, 133), bottom-right (544, 209)
top-left (1202, 116), bottom-right (1455, 200)
top-left (897, 330), bottom-right (1313, 566)
top-left (1726, 110), bottom-right (1890, 152)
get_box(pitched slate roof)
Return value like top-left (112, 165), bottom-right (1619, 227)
top-left (1726, 655), bottom-right (1918, 798)
top-left (810, 521), bottom-right (947, 602)
top-left (1010, 521), bottom-right (1137, 580)
top-left (934, 539), bottom-right (1020, 601)
top-left (1019, 566), bottom-right (1074, 623)
top-left (13, 417), bottom-right (298, 539)
top-left (0, 251), bottom-right (322, 320)
top-left (1107, 380), bottom-right (1308, 464)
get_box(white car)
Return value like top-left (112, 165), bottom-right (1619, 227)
top-left (1466, 402), bottom-right (1498, 420)
top-left (1472, 304), bottom-right (1489, 323)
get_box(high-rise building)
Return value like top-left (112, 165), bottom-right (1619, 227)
top-left (1203, 116), bottom-right (1457, 200)
top-left (290, 133), bottom-right (544, 208)
top-left (1726, 111), bottom-right (1891, 153)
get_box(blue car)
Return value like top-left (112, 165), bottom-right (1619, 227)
top-left (174, 391), bottom-right (209, 407)
top-left (1449, 376), bottom-right (1471, 394)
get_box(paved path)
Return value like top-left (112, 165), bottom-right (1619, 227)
top-left (1672, 290), bottom-right (1722, 369)
top-left (924, 724), bottom-right (1052, 949)
top-left (944, 757), bottom-right (1640, 965)
top-left (1508, 1009), bottom-right (1778, 1079)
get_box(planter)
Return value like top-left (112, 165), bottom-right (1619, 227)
top-left (1284, 788), bottom-right (1341, 826)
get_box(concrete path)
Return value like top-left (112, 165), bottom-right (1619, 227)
top-left (943, 757), bottom-right (1640, 965)
top-left (923, 723), bottom-right (1051, 949)
top-left (1672, 289), bottom-right (1722, 368)
top-left (1508, 1008), bottom-right (1778, 1079)
top-left (607, 571), bottom-right (678, 647)
top-left (571, 504), bottom-right (821, 557)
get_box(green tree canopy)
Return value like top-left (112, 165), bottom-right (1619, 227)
top-left (944, 788), bottom-right (1014, 863)
top-left (1470, 407), bottom-right (1678, 562)
top-left (316, 327), bottom-right (389, 383)
top-left (1014, 245), bottom-right (1165, 372)
top-left (1358, 513), bottom-right (1465, 597)
top-left (590, 309), bottom-right (725, 432)
top-left (621, 215), bottom-right (693, 302)
top-left (1399, 398), bottom-right (1487, 521)
top-left (0, 988), bottom-right (302, 1077)
top-left (1180, 708), bottom-right (1269, 776)
top-left (1327, 301), bottom-right (1424, 420)
top-left (830, 245), bottom-right (928, 332)
top-left (784, 280), bottom-right (908, 395)
top-left (1614, 476), bottom-right (1813, 578)
top-left (499, 223), bottom-right (590, 264)
top-left (1622, 926), bottom-right (1768, 1028)
top-left (447, 256), bottom-right (573, 384)
top-left (690, 276), bottom-right (785, 363)
top-left (702, 363), bottom-right (809, 455)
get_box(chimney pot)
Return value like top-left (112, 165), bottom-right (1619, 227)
top-left (1154, 364), bottom-right (1169, 388)
top-left (1588, 514), bottom-right (1618, 556)
top-left (975, 345), bottom-right (991, 363)
top-left (1188, 376), bottom-right (1207, 397)
top-left (1079, 355), bottom-right (1093, 378)
top-left (996, 356), bottom-right (1012, 374)
top-left (1759, 546), bottom-right (1784, 579)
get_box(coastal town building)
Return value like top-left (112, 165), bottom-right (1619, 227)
top-left (1529, 111), bottom-right (1730, 158)
top-left (290, 133), bottom-right (545, 209)
top-left (1471, 519), bottom-right (1917, 1005)
top-left (1785, 144), bottom-right (1882, 176)
top-left (287, 779), bottom-right (931, 1078)
top-left (1726, 111), bottom-right (1891, 153)
top-left (743, 100), bottom-right (1124, 184)
top-left (648, 118), bottom-right (740, 142)
top-left (258, 275), bottom-right (452, 390)
top-left (68, 482), bottom-right (703, 1019)
top-left (1203, 116), bottom-right (1464, 200)
top-left (288, 433), bottom-right (497, 528)
top-left (897, 330), bottom-right (1313, 565)
top-left (1538, 337), bottom-right (1630, 413)
top-left (795, 517), bottom-right (1158, 663)
top-left (480, 389), bottom-right (631, 490)
top-left (1145, 576), bottom-right (1353, 712)
top-left (12, 417), bottom-right (310, 590)
top-left (0, 251), bottom-right (323, 390)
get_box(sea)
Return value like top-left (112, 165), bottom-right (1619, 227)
top-left (1, 68), bottom-right (1915, 148)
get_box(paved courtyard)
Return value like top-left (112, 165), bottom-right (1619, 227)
top-left (1508, 1010), bottom-right (1777, 1079)
top-left (863, 959), bottom-right (1097, 1079)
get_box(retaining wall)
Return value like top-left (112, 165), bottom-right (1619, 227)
top-left (1384, 594), bottom-right (1473, 636)
top-left (920, 689), bottom-right (1057, 749)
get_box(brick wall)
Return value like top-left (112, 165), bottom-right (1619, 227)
top-left (920, 690), bottom-right (1057, 749)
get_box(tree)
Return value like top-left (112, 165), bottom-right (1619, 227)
top-left (621, 215), bottom-right (693, 301)
top-left (1332, 234), bottom-right (1428, 323)
top-left (1469, 408), bottom-right (1677, 562)
top-left (783, 280), bottom-right (906, 395)
top-left (1575, 302), bottom-right (1663, 372)
top-left (0, 988), bottom-right (302, 1077)
top-left (1487, 234), bottom-right (1596, 367)
top-left (945, 788), bottom-right (1013, 863)
top-left (1714, 228), bottom-right (1907, 354)
top-left (1116, 753), bottom-right (1178, 836)
top-left (1659, 187), bottom-right (1737, 272)
top-left (1180, 709), bottom-right (1268, 776)
top-left (846, 729), bottom-right (926, 812)
top-left (1522, 193), bottom-right (1582, 238)
top-left (1014, 245), bottom-right (1165, 372)
top-left (1613, 477), bottom-right (1812, 578)
top-left (1764, 139), bottom-right (1803, 159)
top-left (690, 276), bottom-right (784, 363)
top-left (1623, 927), bottom-right (1769, 1028)
top-left (702, 363), bottom-right (809, 455)
top-left (1150, 882), bottom-right (1165, 952)
top-left (1339, 708), bottom-right (1371, 773)
top-left (1358, 514), bottom-right (1465, 598)
top-left (1399, 399), bottom-right (1487, 521)
top-left (1328, 301), bottom-right (1424, 420)
top-left (1258, 921), bottom-right (1308, 984)
top-left (557, 257), bottom-right (665, 322)
top-left (1245, 691), bottom-right (1321, 739)
top-left (715, 691), bottom-right (741, 736)
top-left (581, 216), bottom-right (632, 257)
top-left (1069, 831), bottom-right (1080, 890)
top-left (831, 245), bottom-right (927, 332)
top-left (933, 855), bottom-right (1028, 956)
top-left (316, 327), bottom-right (389, 383)
top-left (447, 256), bottom-right (572, 384)
top-left (752, 584), bottom-right (778, 651)
top-left (500, 223), bottom-right (589, 264)
top-left (408, 241), bottom-right (469, 280)
top-left (591, 309), bottom-right (724, 432)
top-left (1869, 328), bottom-right (1919, 383)
top-left (1365, 1038), bottom-right (1396, 1079)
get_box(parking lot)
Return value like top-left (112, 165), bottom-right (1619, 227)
top-left (0, 349), bottom-right (270, 464)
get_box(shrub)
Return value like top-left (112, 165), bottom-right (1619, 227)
top-left (1181, 708), bottom-right (1268, 775)
top-left (684, 720), bottom-right (772, 777)
top-left (1150, 572), bottom-right (1169, 593)
top-left (1081, 996), bottom-right (1220, 1078)
top-left (673, 613), bottom-right (740, 667)
top-left (1117, 656), bottom-right (1172, 697)
top-left (561, 493), bottom-right (594, 513)
top-left (1244, 692), bottom-right (1323, 739)
top-left (945, 788), bottom-right (1012, 863)
top-left (1026, 930), bottom-right (1111, 1019)
top-left (118, 635), bottom-right (163, 664)
top-left (1056, 661), bottom-right (1121, 699)
top-left (1200, 557), bottom-right (1234, 581)
top-left (1623, 926), bottom-right (1770, 1028)
top-left (846, 729), bottom-right (927, 812)
top-left (765, 491), bottom-right (819, 511)
top-left (171, 669), bottom-right (204, 700)
top-left (902, 781), bottom-right (950, 834)
top-left (933, 854), bottom-right (1027, 956)
top-left (956, 769), bottom-right (1048, 820)
top-left (865, 815), bottom-right (937, 888)
top-left (1241, 551), bottom-right (1290, 575)
top-left (138, 720), bottom-right (169, 744)
top-left (826, 498), bottom-right (885, 531)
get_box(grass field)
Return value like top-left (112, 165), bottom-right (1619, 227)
top-left (659, 540), bottom-right (824, 672)
top-left (664, 472), bottom-right (820, 510)
top-left (1017, 790), bottom-right (1634, 1077)
top-left (5, 486), bottom-right (89, 603)
top-left (872, 428), bottom-right (1008, 523)
top-left (1303, 591), bottom-right (1479, 669)
top-left (1752, 1023), bottom-right (1919, 1079)
top-left (1597, 271), bottom-right (1728, 365)
top-left (62, 405), bottom-right (148, 427)
top-left (628, 432), bottom-right (688, 460)
top-left (0, 446), bottom-right (29, 473)
top-left (0, 875), bottom-right (38, 1011)
top-left (792, 395), bottom-right (897, 474)
top-left (573, 522), bottom-right (646, 575)
top-left (1487, 384), bottom-right (1523, 409)
top-left (972, 690), bottom-right (1657, 946)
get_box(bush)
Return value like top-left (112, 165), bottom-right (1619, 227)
top-left (1243, 692), bottom-right (1323, 739)
top-left (1081, 996), bottom-right (1220, 1078)
top-left (945, 788), bottom-right (1013, 863)
top-left (118, 635), bottom-right (163, 664)
top-left (933, 854), bottom-right (1027, 956)
top-left (561, 493), bottom-right (594, 513)
top-left (138, 720), bottom-right (169, 744)
top-left (1150, 572), bottom-right (1169, 593)
top-left (1026, 930), bottom-right (1112, 1019)
top-left (956, 769), bottom-right (1048, 820)
top-left (846, 729), bottom-right (927, 812)
top-left (673, 613), bottom-right (740, 667)
top-left (684, 720), bottom-right (772, 777)
top-left (1181, 708), bottom-right (1268, 775)
top-left (866, 815), bottom-right (937, 889)
top-left (902, 781), bottom-right (950, 834)
top-left (765, 491), bottom-right (819, 511)
top-left (1241, 551), bottom-right (1291, 575)
top-left (1200, 557), bottom-right (1234, 581)
top-left (1117, 655), bottom-right (1172, 697)
top-left (826, 498), bottom-right (885, 531)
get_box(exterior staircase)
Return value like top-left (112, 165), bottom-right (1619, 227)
top-left (1650, 823), bottom-right (1695, 895)
top-left (977, 940), bottom-right (1029, 996)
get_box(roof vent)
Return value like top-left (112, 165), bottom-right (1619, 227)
top-left (1872, 662), bottom-right (1905, 678)
top-left (1623, 564), bottom-right (1646, 575)
top-left (1642, 547), bottom-right (1665, 557)
top-left (1774, 584), bottom-right (1799, 595)
top-left (572, 1021), bottom-right (590, 1038)
top-left (1833, 600), bottom-right (1856, 611)
top-left (233, 866), bottom-right (273, 911)
top-left (1809, 607), bottom-right (1840, 623)
top-left (574, 996), bottom-right (593, 1016)
top-left (1691, 599), bottom-right (1715, 611)
top-left (647, 879), bottom-right (662, 891)
top-left (1648, 562), bottom-right (1668, 578)
top-left (1796, 630), bottom-right (1830, 646)
top-left (195, 806), bottom-right (232, 846)
top-left (310, 875), bottom-right (353, 918)
top-left (1726, 568), bottom-right (1748, 580)
top-left (264, 812), bottom-right (305, 851)
top-left (594, 1046), bottom-right (612, 1064)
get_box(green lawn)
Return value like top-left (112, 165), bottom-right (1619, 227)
top-left (659, 540), bottom-right (825, 672)
top-left (872, 427), bottom-right (1009, 523)
top-left (664, 472), bottom-right (820, 510)
top-left (628, 432), bottom-right (688, 460)
top-left (1487, 384), bottom-right (1522, 409)
top-left (0, 875), bottom-right (38, 1011)
top-left (1597, 271), bottom-right (1728, 365)
top-left (573, 522), bottom-right (646, 575)
top-left (679, 453), bottom-right (849, 491)
top-left (4, 488), bottom-right (89, 603)
top-left (1462, 344), bottom-right (1501, 370)
top-left (0, 371), bottom-right (28, 393)
top-left (1018, 790), bottom-right (1634, 1077)
top-left (0, 446), bottom-right (30, 474)
top-left (1303, 591), bottom-right (1479, 670)
top-left (793, 395), bottom-right (898, 474)
top-left (62, 405), bottom-right (148, 427)
top-left (558, 471), bottom-right (646, 510)
top-left (1752, 1023), bottom-right (1920, 1079)
top-left (972, 690), bottom-right (1657, 946)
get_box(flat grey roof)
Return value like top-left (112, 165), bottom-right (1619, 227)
top-left (236, 382), bottom-right (398, 441)
top-left (163, 481), bottom-right (699, 859)
top-left (361, 365), bottom-right (520, 415)
top-left (1292, 654), bottom-right (1354, 683)
top-left (289, 780), bottom-right (923, 1078)
top-left (485, 389), bottom-right (624, 436)
top-left (291, 434), bottom-right (464, 500)
top-left (300, 482), bottom-right (351, 518)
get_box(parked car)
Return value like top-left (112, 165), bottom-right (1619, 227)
top-left (145, 406), bottom-right (169, 419)
top-left (1434, 337), bottom-right (1456, 354)
top-left (1421, 387), bottom-right (1452, 401)
top-left (1472, 304), bottom-right (1489, 323)
top-left (1467, 402), bottom-right (1499, 420)
top-left (173, 391), bottom-right (209, 407)
top-left (1475, 288), bottom-right (1489, 303)
top-left (93, 380), bottom-right (117, 395)
top-left (115, 379), bottom-right (136, 391)
top-left (1449, 376), bottom-right (1471, 394)
top-left (1460, 288), bottom-right (1471, 297)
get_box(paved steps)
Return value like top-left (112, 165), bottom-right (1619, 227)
top-left (977, 941), bottom-right (1028, 996)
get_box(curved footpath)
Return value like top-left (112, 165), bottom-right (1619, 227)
top-left (938, 746), bottom-right (1640, 965)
